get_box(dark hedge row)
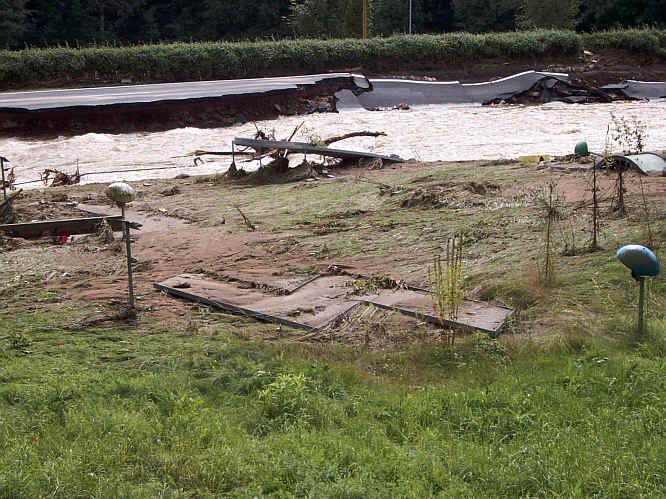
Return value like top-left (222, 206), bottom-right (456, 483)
top-left (0, 29), bottom-right (662, 88)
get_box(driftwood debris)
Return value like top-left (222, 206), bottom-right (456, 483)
top-left (41, 166), bottom-right (81, 187)
top-left (234, 206), bottom-right (256, 231)
top-left (190, 128), bottom-right (392, 163)
top-left (233, 138), bottom-right (405, 164)
top-left (322, 131), bottom-right (387, 146)
top-left (0, 216), bottom-right (142, 239)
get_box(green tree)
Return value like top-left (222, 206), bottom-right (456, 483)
top-left (452, 0), bottom-right (520, 32)
top-left (579, 0), bottom-right (665, 31)
top-left (517, 0), bottom-right (581, 30)
top-left (420, 0), bottom-right (455, 33)
top-left (0, 0), bottom-right (29, 48)
top-left (199, 0), bottom-right (290, 40)
top-left (371, 0), bottom-right (455, 36)
top-left (289, 0), bottom-right (362, 38)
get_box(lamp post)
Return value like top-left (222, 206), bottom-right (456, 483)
top-left (616, 244), bottom-right (660, 336)
top-left (105, 182), bottom-right (137, 317)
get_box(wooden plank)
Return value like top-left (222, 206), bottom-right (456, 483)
top-left (0, 216), bottom-right (142, 238)
top-left (233, 137), bottom-right (406, 163)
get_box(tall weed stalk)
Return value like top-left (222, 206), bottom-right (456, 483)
top-left (538, 179), bottom-right (562, 285)
top-left (430, 233), bottom-right (465, 349)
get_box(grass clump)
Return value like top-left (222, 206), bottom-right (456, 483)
top-left (430, 233), bottom-right (466, 348)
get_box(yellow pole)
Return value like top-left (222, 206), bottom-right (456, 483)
top-left (362, 0), bottom-right (368, 39)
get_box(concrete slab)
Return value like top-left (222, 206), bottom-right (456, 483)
top-left (357, 289), bottom-right (514, 335)
top-left (156, 273), bottom-right (514, 335)
top-left (155, 273), bottom-right (359, 331)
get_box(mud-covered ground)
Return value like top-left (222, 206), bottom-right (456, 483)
top-left (1, 156), bottom-right (664, 347)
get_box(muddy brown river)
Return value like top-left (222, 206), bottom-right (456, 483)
top-left (2, 99), bottom-right (664, 188)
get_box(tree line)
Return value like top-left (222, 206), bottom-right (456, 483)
top-left (0, 0), bottom-right (663, 49)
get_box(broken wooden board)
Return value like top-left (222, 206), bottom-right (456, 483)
top-left (155, 274), bottom-right (360, 331)
top-left (233, 138), bottom-right (406, 163)
top-left (0, 216), bottom-right (141, 238)
top-left (357, 289), bottom-right (513, 336)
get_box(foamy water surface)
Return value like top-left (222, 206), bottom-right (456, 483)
top-left (2, 99), bottom-right (665, 188)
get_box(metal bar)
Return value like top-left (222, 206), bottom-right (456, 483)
top-left (1, 157), bottom-right (6, 201)
top-left (638, 277), bottom-right (645, 336)
top-left (123, 219), bottom-right (136, 314)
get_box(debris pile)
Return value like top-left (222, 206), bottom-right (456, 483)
top-left (484, 77), bottom-right (634, 105)
top-left (41, 167), bottom-right (81, 187)
top-left (190, 123), bottom-right (402, 185)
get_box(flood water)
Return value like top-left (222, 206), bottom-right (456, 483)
top-left (2, 99), bottom-right (665, 189)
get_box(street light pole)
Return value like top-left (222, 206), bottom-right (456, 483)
top-left (105, 182), bottom-right (138, 318)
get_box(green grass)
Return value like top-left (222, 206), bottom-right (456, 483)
top-left (3, 28), bottom-right (664, 89)
top-left (1, 161), bottom-right (664, 497)
top-left (0, 307), bottom-right (664, 497)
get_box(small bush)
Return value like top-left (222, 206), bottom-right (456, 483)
top-left (258, 372), bottom-right (315, 426)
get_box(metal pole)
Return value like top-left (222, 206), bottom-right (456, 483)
top-left (121, 204), bottom-right (136, 316)
top-left (409, 0), bottom-right (412, 34)
top-left (1, 156), bottom-right (6, 201)
top-left (362, 0), bottom-right (368, 39)
top-left (637, 277), bottom-right (645, 336)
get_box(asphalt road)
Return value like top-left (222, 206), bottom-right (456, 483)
top-left (0, 73), bottom-right (369, 112)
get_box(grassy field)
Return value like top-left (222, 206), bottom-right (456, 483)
top-left (1, 157), bottom-right (665, 497)
top-left (0, 28), bottom-right (664, 89)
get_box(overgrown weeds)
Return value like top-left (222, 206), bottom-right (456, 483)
top-left (429, 233), bottom-right (466, 349)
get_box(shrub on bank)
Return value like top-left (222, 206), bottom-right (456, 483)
top-left (0, 29), bottom-right (662, 88)
top-left (582, 28), bottom-right (665, 55)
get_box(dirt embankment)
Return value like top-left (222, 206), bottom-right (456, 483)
top-left (0, 81), bottom-right (344, 138)
top-left (369, 49), bottom-right (666, 87)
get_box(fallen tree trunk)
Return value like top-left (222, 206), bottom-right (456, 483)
top-left (322, 131), bottom-right (387, 146)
